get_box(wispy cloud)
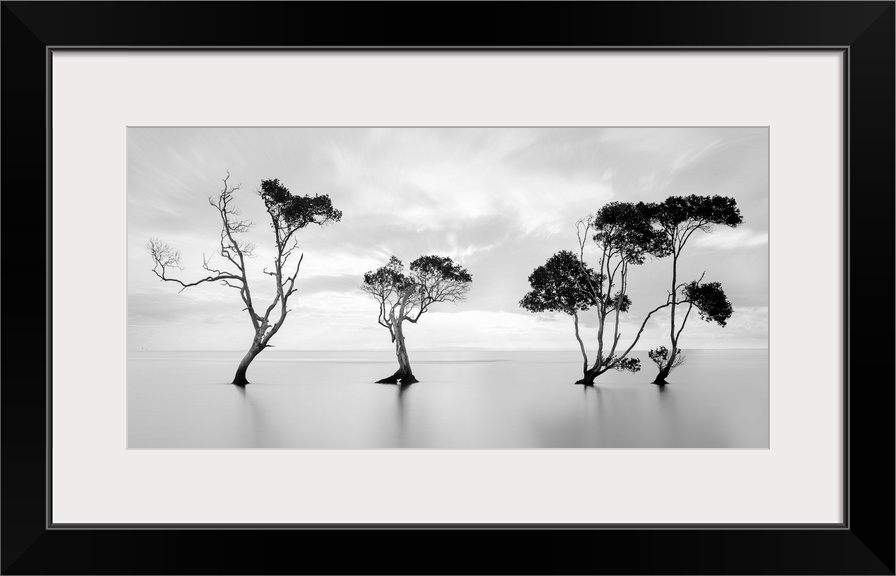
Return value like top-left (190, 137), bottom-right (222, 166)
top-left (694, 227), bottom-right (769, 250)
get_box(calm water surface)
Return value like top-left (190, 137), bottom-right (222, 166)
top-left (128, 349), bottom-right (768, 448)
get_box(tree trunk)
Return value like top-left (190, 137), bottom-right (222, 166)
top-left (657, 251), bottom-right (680, 387)
top-left (575, 367), bottom-right (599, 386)
top-left (232, 345), bottom-right (262, 386)
top-left (653, 346), bottom-right (677, 385)
top-left (377, 322), bottom-right (418, 384)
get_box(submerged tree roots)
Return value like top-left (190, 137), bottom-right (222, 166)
top-left (376, 369), bottom-right (419, 385)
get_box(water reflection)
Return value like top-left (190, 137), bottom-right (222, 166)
top-left (128, 349), bottom-right (769, 448)
top-left (396, 383), bottom-right (412, 446)
top-left (241, 384), bottom-right (268, 448)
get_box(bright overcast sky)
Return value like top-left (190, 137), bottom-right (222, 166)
top-left (128, 127), bottom-right (768, 351)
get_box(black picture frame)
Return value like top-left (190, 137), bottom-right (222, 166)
top-left (2, 2), bottom-right (893, 574)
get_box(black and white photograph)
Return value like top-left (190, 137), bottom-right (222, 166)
top-left (128, 127), bottom-right (769, 449)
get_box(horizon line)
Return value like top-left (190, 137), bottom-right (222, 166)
top-left (129, 347), bottom-right (770, 352)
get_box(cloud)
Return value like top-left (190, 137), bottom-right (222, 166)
top-left (693, 227), bottom-right (769, 250)
top-left (128, 127), bottom-right (769, 350)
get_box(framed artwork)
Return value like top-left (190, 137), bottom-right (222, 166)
top-left (3, 2), bottom-right (892, 574)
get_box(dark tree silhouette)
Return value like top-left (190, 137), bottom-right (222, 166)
top-left (522, 203), bottom-right (671, 385)
top-left (647, 281), bottom-right (734, 380)
top-left (647, 195), bottom-right (742, 384)
top-left (361, 255), bottom-right (472, 384)
top-left (520, 250), bottom-right (606, 376)
top-left (148, 173), bottom-right (342, 386)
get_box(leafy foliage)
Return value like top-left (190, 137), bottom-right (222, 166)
top-left (591, 202), bottom-right (665, 264)
top-left (648, 345), bottom-right (683, 368)
top-left (609, 291), bottom-right (633, 313)
top-left (520, 251), bottom-right (635, 317)
top-left (520, 251), bottom-right (599, 315)
top-left (410, 255), bottom-right (473, 285)
top-left (260, 178), bottom-right (343, 231)
top-left (361, 254), bottom-right (472, 332)
top-left (654, 194), bottom-right (742, 227)
top-left (648, 345), bottom-right (686, 378)
top-left (684, 281), bottom-right (733, 327)
top-left (648, 345), bottom-right (669, 368)
top-left (362, 256), bottom-right (413, 296)
top-left (610, 356), bottom-right (641, 373)
top-left (651, 194), bottom-right (743, 256)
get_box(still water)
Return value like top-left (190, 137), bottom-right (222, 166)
top-left (128, 349), bottom-right (768, 449)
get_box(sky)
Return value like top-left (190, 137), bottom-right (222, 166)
top-left (128, 127), bottom-right (768, 351)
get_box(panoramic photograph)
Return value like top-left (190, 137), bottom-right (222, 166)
top-left (128, 127), bottom-right (769, 448)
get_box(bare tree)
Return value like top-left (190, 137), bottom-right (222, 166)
top-left (361, 255), bottom-right (472, 384)
top-left (148, 172), bottom-right (342, 386)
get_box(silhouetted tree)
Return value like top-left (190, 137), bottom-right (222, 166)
top-left (647, 281), bottom-right (734, 379)
top-left (361, 255), bottom-right (472, 384)
top-left (520, 250), bottom-right (605, 376)
top-left (647, 195), bottom-right (742, 384)
top-left (148, 173), bottom-right (342, 386)
top-left (522, 203), bottom-right (671, 385)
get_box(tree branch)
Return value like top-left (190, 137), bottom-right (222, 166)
top-left (148, 238), bottom-right (244, 294)
top-left (617, 301), bottom-right (674, 361)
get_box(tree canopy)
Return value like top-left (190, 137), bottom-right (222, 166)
top-left (520, 250), bottom-right (633, 317)
top-left (519, 250), bottom-right (599, 315)
top-left (362, 255), bottom-right (472, 329)
top-left (408, 255), bottom-right (473, 311)
top-left (651, 194), bottom-right (743, 255)
top-left (260, 178), bottom-right (343, 233)
top-left (683, 280), bottom-right (733, 327)
top-left (591, 201), bottom-right (665, 264)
